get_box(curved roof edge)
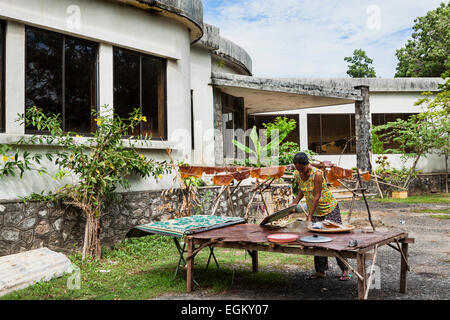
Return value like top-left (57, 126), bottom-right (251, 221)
top-left (212, 37), bottom-right (253, 76)
top-left (195, 24), bottom-right (253, 76)
top-left (114, 0), bottom-right (204, 42)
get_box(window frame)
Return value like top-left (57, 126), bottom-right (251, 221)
top-left (112, 46), bottom-right (168, 141)
top-left (0, 20), bottom-right (5, 133)
top-left (307, 113), bottom-right (355, 155)
top-left (24, 26), bottom-right (99, 135)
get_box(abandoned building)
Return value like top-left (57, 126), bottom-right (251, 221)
top-left (0, 0), bottom-right (446, 254)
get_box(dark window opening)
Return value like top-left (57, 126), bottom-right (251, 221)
top-left (222, 94), bottom-right (244, 160)
top-left (248, 114), bottom-right (300, 146)
top-left (25, 27), bottom-right (98, 135)
top-left (113, 47), bottom-right (167, 139)
top-left (372, 113), bottom-right (418, 152)
top-left (0, 21), bottom-right (5, 133)
top-left (307, 114), bottom-right (355, 155)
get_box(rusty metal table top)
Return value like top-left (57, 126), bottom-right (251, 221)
top-left (189, 224), bottom-right (408, 252)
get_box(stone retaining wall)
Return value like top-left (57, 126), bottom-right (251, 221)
top-left (0, 185), bottom-right (292, 257)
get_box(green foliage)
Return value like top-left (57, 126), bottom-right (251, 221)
top-left (16, 106), bottom-right (172, 258)
top-left (0, 144), bottom-right (47, 178)
top-left (374, 155), bottom-right (419, 190)
top-left (371, 129), bottom-right (385, 155)
top-left (18, 106), bottom-right (172, 214)
top-left (344, 49), bottom-right (376, 78)
top-left (232, 125), bottom-right (289, 167)
top-left (372, 115), bottom-right (434, 187)
top-left (395, 2), bottom-right (450, 77)
top-left (262, 117), bottom-right (297, 140)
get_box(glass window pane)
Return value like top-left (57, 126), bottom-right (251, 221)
top-left (142, 55), bottom-right (166, 139)
top-left (26, 28), bottom-right (63, 132)
top-left (113, 47), bottom-right (140, 135)
top-left (65, 37), bottom-right (98, 134)
top-left (307, 114), bottom-right (321, 154)
top-left (0, 22), bottom-right (4, 133)
top-left (321, 114), bottom-right (352, 155)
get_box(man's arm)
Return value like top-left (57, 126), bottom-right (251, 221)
top-left (306, 170), bottom-right (323, 222)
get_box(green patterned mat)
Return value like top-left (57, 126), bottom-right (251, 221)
top-left (127, 215), bottom-right (246, 238)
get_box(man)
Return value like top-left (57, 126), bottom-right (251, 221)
top-left (290, 152), bottom-right (351, 281)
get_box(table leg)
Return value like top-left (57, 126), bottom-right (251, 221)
top-left (357, 252), bottom-right (366, 300)
top-left (186, 237), bottom-right (194, 293)
top-left (249, 250), bottom-right (258, 273)
top-left (400, 242), bottom-right (409, 293)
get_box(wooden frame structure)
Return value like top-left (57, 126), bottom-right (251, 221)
top-left (184, 226), bottom-right (414, 300)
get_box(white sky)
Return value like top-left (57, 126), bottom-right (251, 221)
top-left (203, 0), bottom-right (445, 78)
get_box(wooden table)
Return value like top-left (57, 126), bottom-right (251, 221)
top-left (185, 224), bottom-right (414, 300)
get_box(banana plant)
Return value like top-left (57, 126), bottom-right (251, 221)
top-left (232, 126), bottom-right (289, 167)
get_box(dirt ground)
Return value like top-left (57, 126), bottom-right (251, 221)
top-left (153, 201), bottom-right (450, 300)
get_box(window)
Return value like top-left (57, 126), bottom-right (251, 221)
top-left (372, 113), bottom-right (417, 152)
top-left (248, 114), bottom-right (300, 146)
top-left (222, 93), bottom-right (244, 160)
top-left (0, 21), bottom-right (5, 133)
top-left (25, 27), bottom-right (98, 134)
top-left (113, 47), bottom-right (167, 139)
top-left (307, 114), bottom-right (355, 155)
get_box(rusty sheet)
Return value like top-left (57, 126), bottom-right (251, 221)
top-left (190, 224), bottom-right (406, 252)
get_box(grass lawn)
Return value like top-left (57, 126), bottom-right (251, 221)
top-left (429, 214), bottom-right (450, 220)
top-left (371, 193), bottom-right (449, 204)
top-left (1, 236), bottom-right (313, 300)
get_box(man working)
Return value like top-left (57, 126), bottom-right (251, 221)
top-left (290, 152), bottom-right (351, 281)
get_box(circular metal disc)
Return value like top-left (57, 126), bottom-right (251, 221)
top-left (300, 235), bottom-right (332, 243)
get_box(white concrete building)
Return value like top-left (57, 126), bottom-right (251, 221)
top-left (0, 0), bottom-right (445, 200)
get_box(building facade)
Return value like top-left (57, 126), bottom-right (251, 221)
top-left (0, 0), bottom-right (445, 201)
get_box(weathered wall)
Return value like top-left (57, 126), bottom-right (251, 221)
top-left (0, 185), bottom-right (292, 257)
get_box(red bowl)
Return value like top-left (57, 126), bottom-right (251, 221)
top-left (267, 233), bottom-right (299, 243)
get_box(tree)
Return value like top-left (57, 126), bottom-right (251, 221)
top-left (415, 68), bottom-right (450, 192)
top-left (395, 2), bottom-right (450, 77)
top-left (372, 115), bottom-right (437, 188)
top-left (18, 106), bottom-right (172, 259)
top-left (344, 49), bottom-right (376, 78)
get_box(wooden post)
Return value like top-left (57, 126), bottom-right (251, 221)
top-left (400, 242), bottom-right (409, 293)
top-left (357, 252), bottom-right (367, 300)
top-left (249, 250), bottom-right (258, 273)
top-left (186, 237), bottom-right (194, 293)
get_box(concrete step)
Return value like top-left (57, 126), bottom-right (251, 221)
top-left (0, 248), bottom-right (74, 297)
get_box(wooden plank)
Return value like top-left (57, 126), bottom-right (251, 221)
top-left (357, 233), bottom-right (409, 253)
top-left (357, 252), bottom-right (367, 300)
top-left (193, 239), bottom-right (360, 259)
top-left (364, 244), bottom-right (378, 300)
top-left (186, 237), bottom-right (194, 293)
top-left (333, 252), bottom-right (364, 281)
top-left (401, 238), bottom-right (415, 244)
top-left (400, 242), bottom-right (409, 294)
top-left (395, 239), bottom-right (411, 272)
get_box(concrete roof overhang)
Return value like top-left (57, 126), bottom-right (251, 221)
top-left (113, 0), bottom-right (204, 42)
top-left (211, 73), bottom-right (363, 114)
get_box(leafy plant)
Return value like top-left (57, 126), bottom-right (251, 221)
top-left (0, 144), bottom-right (48, 178)
top-left (232, 125), bottom-right (290, 167)
top-left (17, 106), bottom-right (172, 260)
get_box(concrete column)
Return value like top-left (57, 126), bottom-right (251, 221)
top-left (299, 112), bottom-right (308, 151)
top-left (354, 85), bottom-right (372, 172)
top-left (5, 21), bottom-right (25, 134)
top-left (213, 88), bottom-right (224, 165)
top-left (98, 43), bottom-right (114, 117)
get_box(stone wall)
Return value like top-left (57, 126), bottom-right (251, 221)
top-left (0, 184), bottom-right (292, 257)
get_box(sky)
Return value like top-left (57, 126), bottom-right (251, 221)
top-left (202, 0), bottom-right (445, 78)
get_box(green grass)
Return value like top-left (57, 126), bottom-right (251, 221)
top-left (429, 214), bottom-right (450, 220)
top-left (413, 208), bottom-right (450, 214)
top-left (371, 193), bottom-right (449, 204)
top-left (0, 236), bottom-right (313, 300)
